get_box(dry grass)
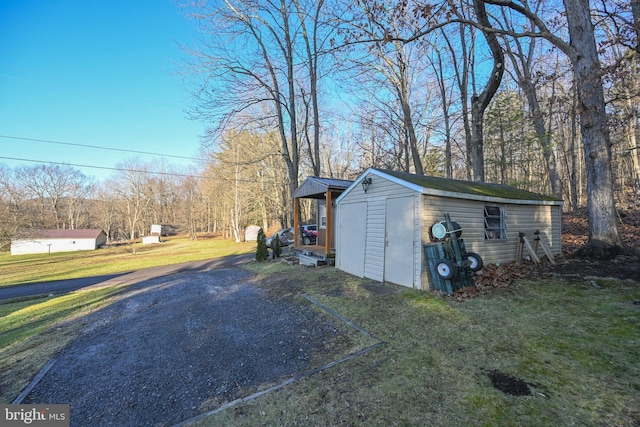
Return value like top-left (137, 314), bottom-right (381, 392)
top-left (2, 252), bottom-right (638, 425)
top-left (0, 237), bottom-right (255, 287)
top-left (0, 285), bottom-right (122, 402)
top-left (189, 264), bottom-right (640, 427)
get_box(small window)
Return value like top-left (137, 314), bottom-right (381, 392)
top-left (484, 206), bottom-right (506, 240)
top-left (318, 201), bottom-right (327, 229)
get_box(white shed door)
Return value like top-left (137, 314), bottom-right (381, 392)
top-left (384, 196), bottom-right (415, 287)
top-left (337, 202), bottom-right (367, 277)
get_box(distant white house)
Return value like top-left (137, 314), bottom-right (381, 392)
top-left (11, 229), bottom-right (108, 255)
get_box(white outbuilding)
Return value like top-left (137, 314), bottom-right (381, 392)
top-left (335, 168), bottom-right (563, 290)
top-left (11, 229), bottom-right (108, 255)
top-left (244, 225), bottom-right (262, 242)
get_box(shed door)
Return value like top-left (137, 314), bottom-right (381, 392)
top-left (337, 202), bottom-right (367, 277)
top-left (384, 196), bottom-right (415, 287)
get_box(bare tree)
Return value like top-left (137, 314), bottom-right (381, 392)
top-left (498, 7), bottom-right (563, 197)
top-left (13, 164), bottom-right (87, 229)
top-left (111, 159), bottom-right (154, 240)
top-left (596, 1), bottom-right (640, 204)
top-left (336, 1), bottom-right (430, 174)
top-left (609, 55), bottom-right (640, 203)
top-left (179, 174), bottom-right (203, 240)
top-left (65, 174), bottom-right (94, 230)
top-left (294, 0), bottom-right (327, 176)
top-left (467, 0), bottom-right (505, 182)
top-left (92, 182), bottom-right (122, 243)
top-left (0, 166), bottom-right (33, 249)
top-left (474, 0), bottom-right (631, 256)
top-left (425, 33), bottom-right (456, 178)
top-left (337, 0), bottom-right (632, 256)
top-left (439, 23), bottom-right (476, 180)
top-left (14, 165), bottom-right (54, 228)
top-left (183, 0), bottom-right (332, 217)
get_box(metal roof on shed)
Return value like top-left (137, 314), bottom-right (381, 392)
top-left (378, 169), bottom-right (562, 202)
top-left (293, 176), bottom-right (354, 199)
top-left (337, 168), bottom-right (563, 205)
top-left (14, 229), bottom-right (106, 240)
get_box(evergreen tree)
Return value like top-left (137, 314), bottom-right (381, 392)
top-left (256, 228), bottom-right (268, 261)
top-left (273, 231), bottom-right (282, 258)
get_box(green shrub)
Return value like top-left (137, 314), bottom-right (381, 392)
top-left (273, 232), bottom-right (282, 258)
top-left (256, 228), bottom-right (268, 261)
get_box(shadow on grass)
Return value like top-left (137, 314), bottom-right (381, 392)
top-left (7, 265), bottom-right (378, 426)
top-left (0, 273), bottom-right (131, 301)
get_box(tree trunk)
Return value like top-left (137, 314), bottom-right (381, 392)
top-left (399, 79), bottom-right (425, 175)
top-left (564, 0), bottom-right (628, 257)
top-left (470, 0), bottom-right (505, 182)
top-left (282, 0), bottom-right (300, 204)
top-left (623, 89), bottom-right (640, 204)
top-left (295, 0), bottom-right (322, 176)
top-left (569, 89), bottom-right (580, 210)
top-left (498, 111), bottom-right (507, 184)
top-left (628, 114), bottom-right (640, 204)
top-left (504, 40), bottom-right (563, 197)
top-left (527, 82), bottom-right (562, 197)
top-left (633, 0), bottom-right (640, 53)
top-left (431, 45), bottom-right (453, 179)
top-left (440, 24), bottom-right (472, 179)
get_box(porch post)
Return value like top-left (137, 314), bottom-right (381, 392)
top-left (294, 197), bottom-right (300, 246)
top-left (325, 190), bottom-right (332, 255)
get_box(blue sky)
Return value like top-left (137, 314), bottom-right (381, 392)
top-left (0, 0), bottom-right (204, 181)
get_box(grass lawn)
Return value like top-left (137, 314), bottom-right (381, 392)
top-left (1, 256), bottom-right (638, 425)
top-left (195, 265), bottom-right (640, 427)
top-left (0, 284), bottom-right (126, 402)
top-left (0, 237), bottom-right (255, 402)
top-left (0, 237), bottom-right (256, 287)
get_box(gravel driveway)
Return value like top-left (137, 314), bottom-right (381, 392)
top-left (22, 264), bottom-right (347, 426)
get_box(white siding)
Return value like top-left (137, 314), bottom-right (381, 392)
top-left (421, 196), bottom-right (487, 290)
top-left (413, 194), bottom-right (423, 288)
top-left (364, 198), bottom-right (385, 282)
top-left (336, 202), bottom-right (367, 277)
top-left (421, 195), bottom-right (562, 269)
top-left (384, 196), bottom-right (418, 287)
top-left (11, 238), bottom-right (99, 255)
top-left (337, 173), bottom-right (420, 285)
top-left (337, 170), bottom-right (562, 292)
top-left (551, 205), bottom-right (562, 250)
top-left (363, 176), bottom-right (417, 283)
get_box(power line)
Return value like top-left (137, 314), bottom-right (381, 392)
top-left (0, 156), bottom-right (271, 184)
top-left (0, 134), bottom-right (202, 161)
top-left (0, 156), bottom-right (214, 180)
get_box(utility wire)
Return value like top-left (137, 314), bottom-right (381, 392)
top-left (0, 134), bottom-right (202, 161)
top-left (0, 156), bottom-right (214, 180)
top-left (0, 156), bottom-right (272, 184)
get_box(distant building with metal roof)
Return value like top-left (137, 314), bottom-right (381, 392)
top-left (11, 229), bottom-right (108, 255)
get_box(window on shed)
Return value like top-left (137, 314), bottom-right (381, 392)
top-left (484, 206), bottom-right (506, 239)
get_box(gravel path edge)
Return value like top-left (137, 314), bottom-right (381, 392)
top-left (172, 293), bottom-right (385, 426)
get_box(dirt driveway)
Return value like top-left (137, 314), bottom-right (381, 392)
top-left (22, 263), bottom-right (352, 426)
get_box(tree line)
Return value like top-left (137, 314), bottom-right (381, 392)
top-left (1, 1), bottom-right (638, 258)
top-left (0, 132), bottom-right (320, 250)
top-left (181, 0), bottom-right (638, 258)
